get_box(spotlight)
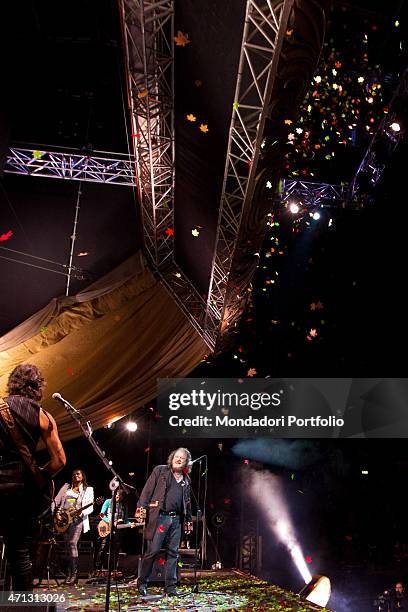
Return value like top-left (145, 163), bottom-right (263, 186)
top-left (126, 421), bottom-right (137, 432)
top-left (312, 211), bottom-right (321, 220)
top-left (289, 202), bottom-right (300, 214)
top-left (299, 575), bottom-right (331, 607)
top-left (390, 122), bottom-right (401, 132)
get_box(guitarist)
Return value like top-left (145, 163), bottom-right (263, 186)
top-left (94, 489), bottom-right (133, 574)
top-left (0, 363), bottom-right (66, 591)
top-left (54, 469), bottom-right (94, 584)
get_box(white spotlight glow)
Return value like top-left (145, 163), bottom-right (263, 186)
top-left (312, 211), bottom-right (321, 220)
top-left (390, 122), bottom-right (401, 132)
top-left (248, 470), bottom-right (312, 584)
top-left (126, 421), bottom-right (138, 432)
top-left (289, 202), bottom-right (300, 214)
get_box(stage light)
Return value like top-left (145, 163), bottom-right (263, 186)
top-left (390, 122), bottom-right (401, 132)
top-left (312, 211), bottom-right (321, 220)
top-left (299, 575), bottom-right (331, 607)
top-left (126, 421), bottom-right (137, 432)
top-left (289, 202), bottom-right (300, 214)
top-left (361, 469), bottom-right (368, 475)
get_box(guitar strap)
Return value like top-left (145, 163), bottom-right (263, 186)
top-left (0, 397), bottom-right (48, 489)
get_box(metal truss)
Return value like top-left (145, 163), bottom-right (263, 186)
top-left (349, 67), bottom-right (408, 203)
top-left (119, 0), bottom-right (222, 347)
top-left (120, 0), bottom-right (175, 269)
top-left (4, 148), bottom-right (135, 186)
top-left (205, 0), bottom-right (295, 347)
top-left (279, 179), bottom-right (347, 208)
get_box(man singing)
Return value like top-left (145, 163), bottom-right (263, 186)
top-left (134, 448), bottom-right (193, 597)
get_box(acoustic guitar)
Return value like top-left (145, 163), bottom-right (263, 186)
top-left (53, 496), bottom-right (103, 533)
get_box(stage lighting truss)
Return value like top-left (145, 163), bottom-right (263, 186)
top-left (205, 0), bottom-right (296, 348)
top-left (4, 148), bottom-right (136, 186)
top-left (5, 1), bottom-right (328, 352)
top-left (120, 0), bottom-right (298, 350)
top-left (349, 66), bottom-right (408, 204)
top-left (279, 179), bottom-right (347, 211)
top-left (119, 0), bottom-right (217, 344)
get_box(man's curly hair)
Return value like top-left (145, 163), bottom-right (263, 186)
top-left (167, 447), bottom-right (192, 474)
top-left (7, 364), bottom-right (45, 402)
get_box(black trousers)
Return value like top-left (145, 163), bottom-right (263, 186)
top-left (95, 533), bottom-right (121, 570)
top-left (0, 490), bottom-right (35, 591)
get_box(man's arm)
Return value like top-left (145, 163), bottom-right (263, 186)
top-left (39, 409), bottom-right (66, 477)
top-left (137, 466), bottom-right (161, 508)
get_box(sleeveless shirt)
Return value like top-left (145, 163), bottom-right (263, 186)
top-left (0, 395), bottom-right (42, 490)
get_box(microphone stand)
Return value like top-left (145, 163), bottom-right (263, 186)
top-left (188, 456), bottom-right (207, 594)
top-left (57, 398), bottom-right (135, 612)
top-left (105, 479), bottom-right (119, 612)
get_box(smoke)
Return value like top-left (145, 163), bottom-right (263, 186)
top-left (248, 468), bottom-right (312, 584)
top-left (233, 438), bottom-right (321, 470)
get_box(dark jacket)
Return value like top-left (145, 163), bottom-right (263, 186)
top-left (391, 594), bottom-right (408, 611)
top-left (138, 465), bottom-right (192, 540)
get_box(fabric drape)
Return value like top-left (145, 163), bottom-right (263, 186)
top-left (0, 254), bottom-right (207, 441)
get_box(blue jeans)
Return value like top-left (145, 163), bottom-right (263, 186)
top-left (139, 513), bottom-right (181, 591)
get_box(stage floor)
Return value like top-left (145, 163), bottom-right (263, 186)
top-left (33, 570), bottom-right (331, 611)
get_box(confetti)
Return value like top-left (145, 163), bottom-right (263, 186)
top-left (174, 31), bottom-right (190, 46)
top-left (0, 230), bottom-right (13, 242)
top-left (186, 113), bottom-right (196, 122)
top-left (199, 123), bottom-right (209, 133)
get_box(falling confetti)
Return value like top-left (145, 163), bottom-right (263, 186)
top-left (199, 123), bottom-right (209, 133)
top-left (165, 228), bottom-right (174, 236)
top-left (186, 113), bottom-right (196, 122)
top-left (0, 230), bottom-right (13, 242)
top-left (32, 150), bottom-right (44, 159)
top-left (174, 31), bottom-right (190, 46)
top-left (247, 367), bottom-right (257, 377)
top-left (191, 228), bottom-right (200, 237)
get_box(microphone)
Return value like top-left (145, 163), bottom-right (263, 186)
top-left (188, 455), bottom-right (206, 467)
top-left (52, 393), bottom-right (82, 418)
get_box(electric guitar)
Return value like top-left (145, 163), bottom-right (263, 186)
top-left (97, 518), bottom-right (140, 538)
top-left (53, 496), bottom-right (103, 533)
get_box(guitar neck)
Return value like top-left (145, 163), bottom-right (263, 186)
top-left (70, 499), bottom-right (94, 519)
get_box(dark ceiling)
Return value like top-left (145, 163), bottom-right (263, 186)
top-left (1, 0), bottom-right (407, 352)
